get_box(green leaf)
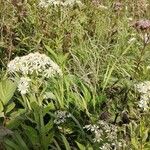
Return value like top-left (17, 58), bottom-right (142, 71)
top-left (142, 128), bottom-right (149, 142)
top-left (76, 142), bottom-right (86, 150)
top-left (53, 139), bottom-right (61, 150)
top-left (22, 124), bottom-right (39, 146)
top-left (44, 131), bottom-right (54, 146)
top-left (44, 120), bottom-right (53, 133)
top-left (61, 134), bottom-right (71, 150)
top-left (0, 112), bottom-right (4, 118)
top-left (70, 114), bottom-right (85, 136)
top-left (0, 79), bottom-right (17, 105)
top-left (5, 139), bottom-right (21, 150)
top-left (88, 147), bottom-right (94, 150)
top-left (14, 132), bottom-right (29, 150)
top-left (0, 101), bottom-right (3, 112)
top-left (44, 92), bottom-right (56, 100)
top-left (131, 137), bottom-right (139, 149)
top-left (43, 102), bottom-right (55, 115)
top-left (44, 44), bottom-right (58, 61)
top-left (6, 102), bottom-right (15, 114)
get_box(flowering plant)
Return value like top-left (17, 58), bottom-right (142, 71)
top-left (7, 52), bottom-right (62, 96)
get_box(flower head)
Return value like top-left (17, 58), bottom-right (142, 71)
top-left (7, 52), bottom-right (62, 78)
top-left (54, 110), bottom-right (71, 125)
top-left (135, 81), bottom-right (150, 111)
top-left (135, 81), bottom-right (150, 94)
top-left (84, 120), bottom-right (118, 144)
top-left (39, 0), bottom-right (83, 7)
top-left (18, 77), bottom-right (31, 95)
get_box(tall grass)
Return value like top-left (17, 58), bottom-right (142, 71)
top-left (0, 0), bottom-right (150, 149)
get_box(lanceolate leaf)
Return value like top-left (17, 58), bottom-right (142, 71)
top-left (21, 124), bottom-right (39, 146)
top-left (61, 134), bottom-right (71, 150)
top-left (6, 102), bottom-right (16, 114)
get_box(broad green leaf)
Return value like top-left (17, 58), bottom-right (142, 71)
top-left (88, 147), bottom-right (94, 150)
top-left (0, 112), bottom-right (4, 118)
top-left (0, 79), bottom-right (17, 105)
top-left (6, 102), bottom-right (15, 114)
top-left (22, 124), bottom-right (39, 145)
top-left (76, 142), bottom-right (86, 150)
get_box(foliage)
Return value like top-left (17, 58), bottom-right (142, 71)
top-left (0, 0), bottom-right (150, 150)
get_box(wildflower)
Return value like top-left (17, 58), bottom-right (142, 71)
top-left (39, 0), bottom-right (83, 7)
top-left (135, 81), bottom-right (150, 111)
top-left (18, 77), bottom-right (31, 95)
top-left (134, 19), bottom-right (150, 31)
top-left (93, 130), bottom-right (103, 143)
top-left (84, 124), bottom-right (99, 131)
top-left (84, 121), bottom-right (119, 144)
top-left (135, 81), bottom-right (150, 94)
top-left (84, 124), bottom-right (103, 142)
top-left (54, 110), bottom-right (71, 125)
top-left (99, 143), bottom-right (111, 150)
top-left (138, 99), bottom-right (149, 111)
top-left (7, 52), bottom-right (62, 78)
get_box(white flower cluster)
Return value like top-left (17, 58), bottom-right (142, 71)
top-left (18, 77), bottom-right (31, 95)
top-left (84, 121), bottom-right (122, 150)
top-left (7, 52), bottom-right (62, 95)
top-left (99, 143), bottom-right (111, 150)
top-left (84, 124), bottom-right (102, 142)
top-left (39, 0), bottom-right (83, 8)
top-left (7, 52), bottom-right (62, 78)
top-left (135, 81), bottom-right (150, 111)
top-left (54, 110), bottom-right (71, 125)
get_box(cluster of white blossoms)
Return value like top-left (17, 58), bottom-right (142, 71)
top-left (18, 77), bottom-right (31, 95)
top-left (7, 52), bottom-right (62, 95)
top-left (7, 52), bottom-right (62, 77)
top-left (99, 143), bottom-right (111, 150)
top-left (135, 81), bottom-right (150, 111)
top-left (84, 121), bottom-right (122, 150)
top-left (54, 110), bottom-right (71, 125)
top-left (39, 0), bottom-right (83, 8)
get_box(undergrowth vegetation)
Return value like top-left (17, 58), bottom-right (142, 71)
top-left (0, 0), bottom-right (150, 149)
